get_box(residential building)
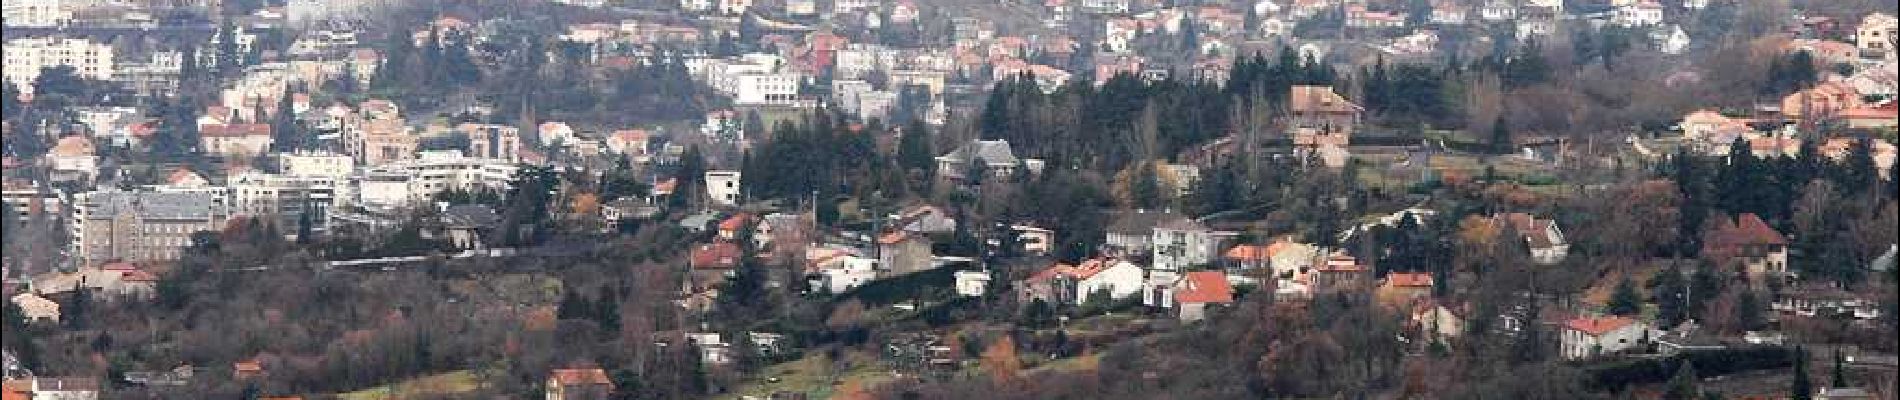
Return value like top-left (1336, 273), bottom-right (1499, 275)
top-left (1492, 213), bottom-right (1570, 265)
top-left (1151, 217), bottom-right (1234, 271)
top-left (1781, 81), bottom-right (1863, 119)
top-left (1344, 5), bottom-right (1405, 29)
top-left (545, 368), bottom-right (614, 400)
top-left (1701, 213), bottom-right (1790, 281)
top-left (1288, 85), bottom-right (1363, 148)
top-left (199, 124), bottom-right (274, 159)
top-left (276, 151), bottom-right (355, 178)
top-left (1612, 2), bottom-right (1665, 27)
top-left (1859, 13), bottom-right (1897, 60)
top-left (1017, 258), bottom-right (1144, 305)
top-left (705, 170), bottom-right (742, 206)
top-left (1560, 316), bottom-right (1649, 360)
top-left (877, 231), bottom-right (935, 276)
top-left (815, 255), bottom-right (879, 294)
top-left (1380, 272), bottom-right (1435, 301)
top-left (1411, 301), bottom-right (1466, 342)
top-left (3, 37), bottom-right (113, 94)
top-left (2, 0), bottom-right (72, 28)
top-left (1478, 0), bottom-right (1517, 22)
top-left (9, 293), bottom-right (59, 323)
top-left (70, 190), bottom-right (229, 266)
top-left (2, 179), bottom-right (63, 219)
top-left (230, 171), bottom-right (341, 237)
top-left (1104, 210), bottom-right (1186, 256)
top-left (439, 204), bottom-right (499, 249)
top-left (357, 150), bottom-right (518, 208)
top-left (1, 377), bottom-right (100, 399)
top-left (47, 135), bottom-right (98, 182)
top-left (954, 270), bottom-right (991, 297)
top-left (1166, 271), bottom-right (1234, 321)
top-left (935, 140), bottom-right (1041, 181)
top-left (461, 123), bottom-right (522, 163)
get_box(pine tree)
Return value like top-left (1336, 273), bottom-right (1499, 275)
top-left (1663, 361), bottom-right (1699, 400)
top-left (1490, 115), bottom-right (1512, 155)
top-left (1792, 347), bottom-right (1813, 400)
top-left (898, 119), bottom-right (934, 172)
top-left (1831, 348), bottom-right (1847, 388)
top-left (1608, 277), bottom-right (1643, 316)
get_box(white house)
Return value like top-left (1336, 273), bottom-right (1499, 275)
top-left (954, 270), bottom-right (991, 297)
top-left (1493, 213), bottom-right (1569, 265)
top-left (1150, 218), bottom-right (1233, 271)
top-left (705, 170), bottom-right (742, 206)
top-left (1019, 258), bottom-right (1144, 305)
top-left (1612, 2), bottom-right (1665, 27)
top-left (1560, 316), bottom-right (1650, 360)
top-left (1652, 24), bottom-right (1692, 54)
top-left (816, 255), bottom-right (879, 294)
top-left (10, 293), bottom-right (60, 323)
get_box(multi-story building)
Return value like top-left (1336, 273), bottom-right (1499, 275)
top-left (2, 0), bottom-right (72, 28)
top-left (70, 190), bottom-right (229, 266)
top-left (461, 123), bottom-right (522, 163)
top-left (356, 150), bottom-right (518, 208)
top-left (231, 171), bottom-right (342, 236)
top-left (1, 179), bottom-right (63, 220)
top-left (3, 36), bottom-right (114, 94)
top-left (277, 151), bottom-right (356, 178)
top-left (1560, 316), bottom-right (1649, 360)
top-left (1151, 218), bottom-right (1235, 272)
top-left (1858, 13), bottom-right (1897, 60)
top-left (705, 170), bottom-right (742, 206)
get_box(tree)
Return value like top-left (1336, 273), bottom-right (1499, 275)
top-left (898, 120), bottom-right (935, 173)
top-left (1663, 361), bottom-right (1699, 400)
top-left (1792, 347), bottom-right (1812, 400)
top-left (1831, 348), bottom-right (1847, 388)
top-left (1608, 277), bottom-right (1643, 316)
top-left (1490, 115), bottom-right (1512, 155)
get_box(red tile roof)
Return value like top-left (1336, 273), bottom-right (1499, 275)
top-left (1174, 271), bottom-right (1234, 304)
top-left (550, 368), bottom-right (614, 387)
top-left (1384, 272), bottom-right (1434, 288)
top-left (1223, 244), bottom-right (1268, 261)
top-left (690, 242), bottom-right (742, 269)
top-left (1562, 316), bottom-right (1637, 336)
top-left (719, 213), bottom-right (755, 232)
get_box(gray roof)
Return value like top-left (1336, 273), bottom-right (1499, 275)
top-left (1871, 245), bottom-right (1896, 272)
top-left (939, 140), bottom-right (1020, 166)
top-left (442, 205), bottom-right (500, 228)
top-left (1106, 210), bottom-right (1189, 235)
top-left (81, 190), bottom-right (224, 220)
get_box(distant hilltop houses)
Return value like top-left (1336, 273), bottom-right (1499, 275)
top-left (0, 0), bottom-right (1896, 399)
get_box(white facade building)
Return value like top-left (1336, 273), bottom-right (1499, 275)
top-left (705, 170), bottom-right (742, 206)
top-left (4, 37), bottom-right (115, 94)
top-left (2, 0), bottom-right (72, 28)
top-left (1560, 317), bottom-right (1650, 360)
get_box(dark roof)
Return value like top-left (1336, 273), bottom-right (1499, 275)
top-left (442, 205), bottom-right (500, 228)
top-left (1106, 210), bottom-right (1188, 235)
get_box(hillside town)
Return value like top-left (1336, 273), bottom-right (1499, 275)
top-left (2, 0), bottom-right (1898, 398)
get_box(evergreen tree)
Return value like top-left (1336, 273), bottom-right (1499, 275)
top-left (1490, 115), bottom-right (1512, 154)
top-left (1663, 361), bottom-right (1700, 400)
top-left (1608, 277), bottom-right (1643, 316)
top-left (270, 87), bottom-right (300, 152)
top-left (898, 119), bottom-right (935, 172)
top-left (1792, 347), bottom-right (1813, 400)
top-left (1836, 137), bottom-right (1878, 195)
top-left (1831, 348), bottom-right (1847, 388)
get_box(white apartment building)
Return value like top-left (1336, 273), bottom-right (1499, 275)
top-left (231, 171), bottom-right (343, 235)
top-left (356, 150), bottom-right (518, 208)
top-left (3, 37), bottom-right (114, 94)
top-left (277, 151), bottom-right (356, 178)
top-left (2, 0), bottom-right (72, 28)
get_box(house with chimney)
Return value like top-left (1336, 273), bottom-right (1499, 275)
top-left (1701, 213), bottom-right (1790, 283)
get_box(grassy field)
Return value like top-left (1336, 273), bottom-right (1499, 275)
top-left (718, 349), bottom-right (898, 400)
top-left (335, 370), bottom-right (483, 400)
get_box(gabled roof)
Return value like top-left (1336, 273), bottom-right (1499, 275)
top-left (49, 135), bottom-right (95, 157)
top-left (1562, 316), bottom-right (1638, 336)
top-left (550, 368), bottom-right (613, 387)
top-left (690, 242), bottom-right (743, 269)
top-left (200, 123), bottom-right (272, 138)
top-left (1289, 85), bottom-right (1363, 115)
top-left (938, 139), bottom-right (1021, 166)
top-left (1223, 244), bottom-right (1269, 261)
top-left (1106, 210), bottom-right (1188, 235)
top-left (1025, 258), bottom-right (1131, 283)
top-left (1384, 272), bottom-right (1434, 288)
top-left (1174, 271), bottom-right (1234, 304)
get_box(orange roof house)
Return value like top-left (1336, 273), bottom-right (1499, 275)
top-left (690, 242), bottom-right (743, 270)
top-left (547, 368), bottom-right (614, 400)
